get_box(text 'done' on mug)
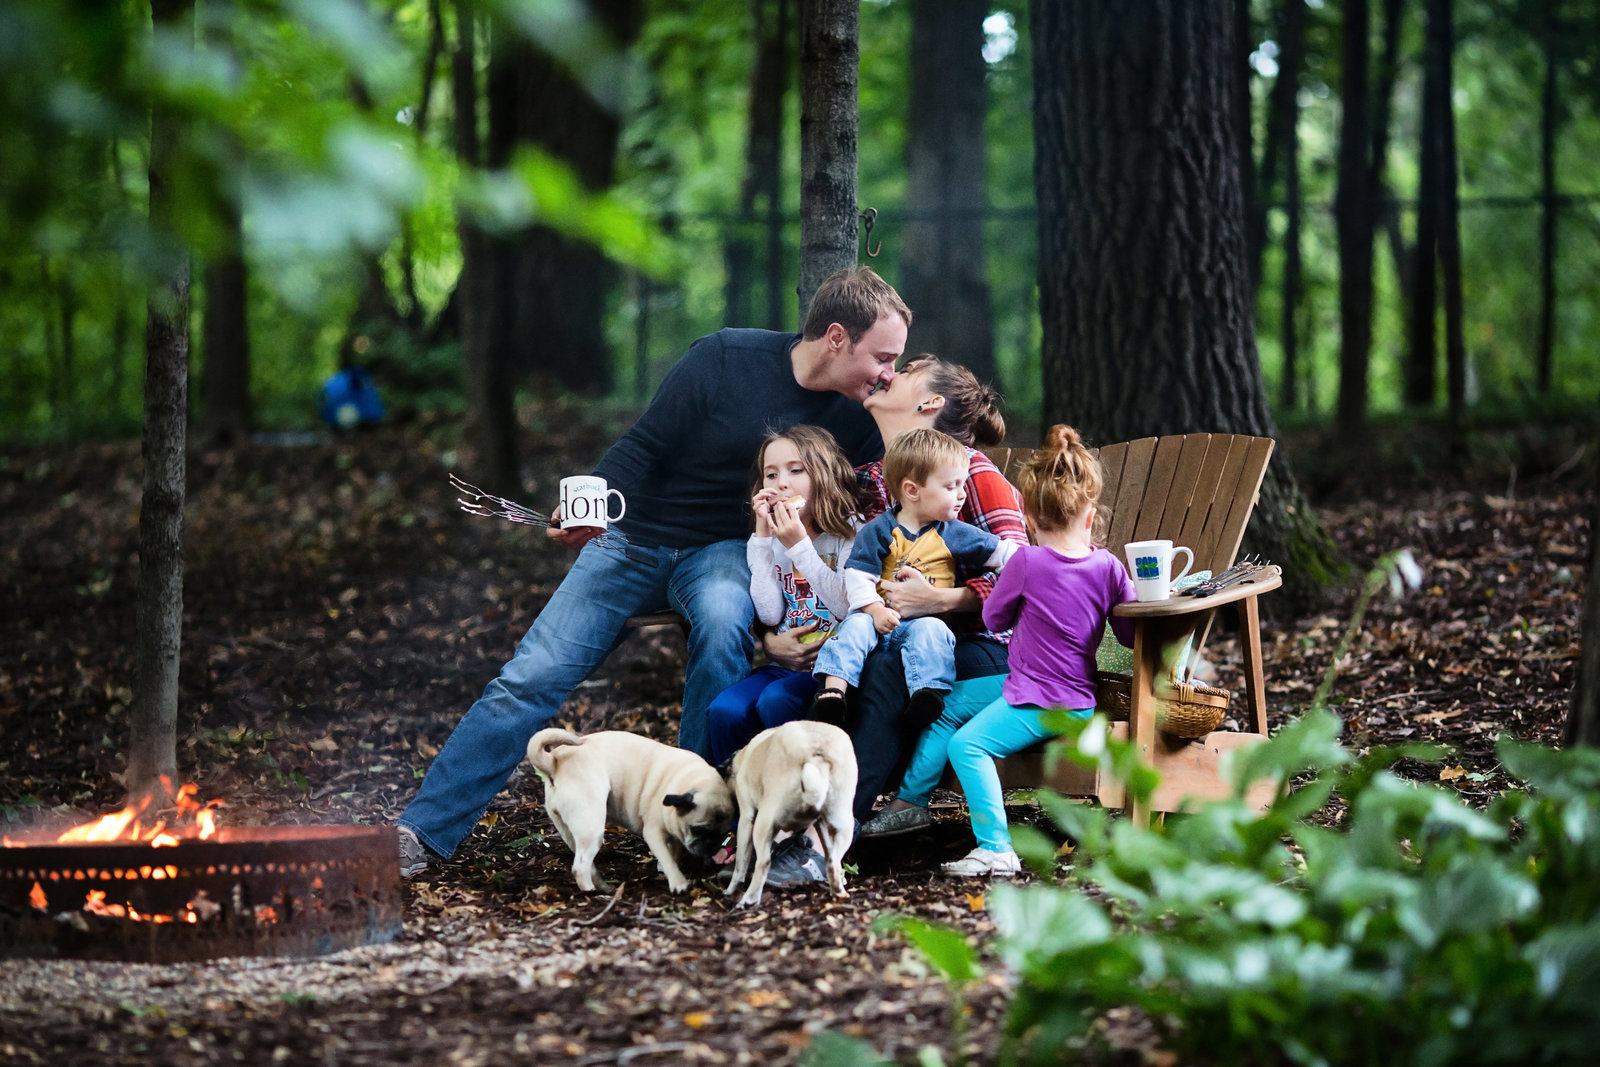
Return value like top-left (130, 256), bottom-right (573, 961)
top-left (1124, 539), bottom-right (1193, 602)
top-left (559, 476), bottom-right (626, 530)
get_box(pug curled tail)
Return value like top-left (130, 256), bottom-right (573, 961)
top-left (528, 728), bottom-right (585, 778)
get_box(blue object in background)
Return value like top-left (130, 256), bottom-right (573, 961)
top-left (319, 367), bottom-right (385, 429)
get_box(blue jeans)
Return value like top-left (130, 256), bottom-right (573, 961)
top-left (399, 534), bottom-right (754, 857)
top-left (898, 675), bottom-right (1091, 852)
top-left (705, 663), bottom-right (818, 767)
top-left (814, 612), bottom-right (956, 692)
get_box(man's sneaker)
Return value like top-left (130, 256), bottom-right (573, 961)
top-left (858, 804), bottom-right (933, 838)
top-left (764, 834), bottom-right (827, 888)
top-left (396, 825), bottom-right (434, 879)
top-left (940, 847), bottom-right (1022, 878)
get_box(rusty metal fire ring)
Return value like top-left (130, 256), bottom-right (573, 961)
top-left (0, 825), bottom-right (402, 963)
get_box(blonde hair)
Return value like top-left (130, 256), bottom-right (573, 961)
top-left (882, 428), bottom-right (971, 505)
top-left (1018, 424), bottom-right (1103, 535)
top-left (898, 354), bottom-right (1005, 447)
top-left (801, 267), bottom-right (913, 343)
top-left (753, 425), bottom-right (861, 539)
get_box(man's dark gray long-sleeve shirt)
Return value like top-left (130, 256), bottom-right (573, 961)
top-left (593, 328), bottom-right (882, 549)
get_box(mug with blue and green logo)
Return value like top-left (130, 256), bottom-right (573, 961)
top-left (1123, 539), bottom-right (1194, 602)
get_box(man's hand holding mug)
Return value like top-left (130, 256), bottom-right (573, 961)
top-left (548, 475), bottom-right (626, 550)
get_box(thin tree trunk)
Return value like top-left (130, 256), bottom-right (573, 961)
top-left (1281, 59), bottom-right (1303, 412)
top-left (727, 0), bottom-right (788, 329)
top-left (764, 0), bottom-right (790, 331)
top-left (399, 0), bottom-right (445, 328)
top-left (797, 0), bottom-right (858, 321)
top-left (1235, 0), bottom-right (1255, 285)
top-left (128, 0), bottom-right (193, 805)
top-left (455, 0), bottom-right (519, 494)
top-left (1335, 0), bottom-right (1374, 433)
top-left (1032, 0), bottom-right (1341, 610)
top-left (1408, 3), bottom-right (1441, 410)
top-left (1251, 0), bottom-right (1307, 290)
top-left (199, 189), bottom-right (251, 448)
top-left (902, 0), bottom-right (994, 382)
top-left (1537, 0), bottom-right (1558, 395)
top-left (1432, 0), bottom-right (1466, 441)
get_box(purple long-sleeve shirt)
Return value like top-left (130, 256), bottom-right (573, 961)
top-left (980, 545), bottom-right (1137, 711)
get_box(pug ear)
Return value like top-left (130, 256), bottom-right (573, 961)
top-left (662, 791), bottom-right (697, 813)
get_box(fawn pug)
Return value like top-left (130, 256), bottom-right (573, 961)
top-left (724, 720), bottom-right (857, 908)
top-left (526, 728), bottom-right (735, 894)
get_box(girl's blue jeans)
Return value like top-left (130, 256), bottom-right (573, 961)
top-left (399, 533), bottom-right (754, 858)
top-left (705, 663), bottom-right (819, 767)
top-left (898, 673), bottom-right (1091, 853)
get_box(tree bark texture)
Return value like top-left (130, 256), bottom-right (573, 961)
top-left (797, 0), bottom-right (859, 322)
top-left (455, 0), bottom-right (520, 495)
top-left (1335, 0), bottom-right (1373, 433)
top-left (128, 0), bottom-right (193, 804)
top-left (1032, 0), bottom-right (1341, 608)
top-left (726, 0), bottom-right (790, 330)
top-left (901, 0), bottom-right (995, 383)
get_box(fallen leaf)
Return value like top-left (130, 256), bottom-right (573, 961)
top-left (683, 1012), bottom-right (712, 1030)
top-left (965, 893), bottom-right (986, 912)
top-left (1439, 765), bottom-right (1466, 781)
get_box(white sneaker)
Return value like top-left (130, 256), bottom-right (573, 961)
top-left (940, 847), bottom-right (1022, 878)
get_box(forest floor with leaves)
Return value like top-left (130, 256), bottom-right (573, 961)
top-left (0, 406), bottom-right (1590, 1065)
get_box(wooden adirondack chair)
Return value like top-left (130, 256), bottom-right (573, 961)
top-left (979, 433), bottom-right (1282, 822)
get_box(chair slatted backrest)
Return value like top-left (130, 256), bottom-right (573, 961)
top-left (984, 433), bottom-right (1274, 578)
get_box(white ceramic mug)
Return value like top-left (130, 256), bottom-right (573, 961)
top-left (559, 475), bottom-right (626, 530)
top-left (1124, 539), bottom-right (1194, 602)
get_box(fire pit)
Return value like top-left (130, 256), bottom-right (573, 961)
top-left (1, 825), bottom-right (402, 963)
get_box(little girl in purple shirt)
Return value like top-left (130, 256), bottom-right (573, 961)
top-left (877, 424), bottom-right (1136, 877)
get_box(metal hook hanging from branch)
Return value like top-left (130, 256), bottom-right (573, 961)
top-left (859, 207), bottom-right (882, 258)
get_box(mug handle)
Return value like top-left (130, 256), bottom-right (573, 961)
top-left (1170, 546), bottom-right (1194, 584)
top-left (606, 488), bottom-right (626, 523)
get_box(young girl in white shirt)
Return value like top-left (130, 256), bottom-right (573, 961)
top-left (705, 425), bottom-right (862, 767)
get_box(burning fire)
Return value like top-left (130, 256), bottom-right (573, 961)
top-left (49, 779), bottom-right (220, 847)
top-left (12, 778), bottom-right (231, 924)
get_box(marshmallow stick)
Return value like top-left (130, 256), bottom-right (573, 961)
top-left (449, 473), bottom-right (622, 549)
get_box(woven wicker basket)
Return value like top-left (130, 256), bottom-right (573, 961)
top-left (1094, 670), bottom-right (1231, 739)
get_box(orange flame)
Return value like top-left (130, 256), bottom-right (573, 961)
top-left (30, 881), bottom-right (48, 910)
top-left (42, 777), bottom-right (222, 847)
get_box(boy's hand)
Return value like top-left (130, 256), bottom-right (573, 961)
top-left (865, 602), bottom-right (900, 634)
top-left (546, 505), bottom-right (601, 549)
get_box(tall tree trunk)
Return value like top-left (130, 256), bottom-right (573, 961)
top-left (500, 0), bottom-right (641, 395)
top-left (1251, 0), bottom-right (1307, 290)
top-left (1537, 0), bottom-right (1558, 395)
top-left (763, 0), bottom-right (790, 331)
top-left (726, 0), bottom-right (789, 330)
top-left (399, 0), bottom-right (445, 328)
top-left (1431, 0), bottom-right (1466, 441)
top-left (455, 0), bottom-right (520, 494)
top-left (1335, 0), bottom-right (1374, 434)
top-left (198, 189), bottom-right (251, 448)
top-left (797, 0), bottom-right (859, 321)
top-left (1408, 2), bottom-right (1441, 410)
top-left (1032, 0), bottom-right (1341, 610)
top-left (128, 0), bottom-right (193, 805)
top-left (1281, 50), bottom-right (1304, 413)
top-left (902, 0), bottom-right (995, 382)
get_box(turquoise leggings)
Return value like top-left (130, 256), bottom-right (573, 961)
top-left (898, 673), bottom-right (1090, 852)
